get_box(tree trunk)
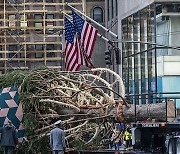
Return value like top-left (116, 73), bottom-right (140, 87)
top-left (123, 100), bottom-right (175, 122)
top-left (61, 101), bottom-right (175, 123)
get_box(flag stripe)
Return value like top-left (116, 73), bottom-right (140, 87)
top-left (64, 17), bottom-right (80, 72)
top-left (86, 26), bottom-right (94, 57)
top-left (88, 29), bottom-right (98, 59)
top-left (83, 24), bottom-right (91, 55)
top-left (72, 10), bottom-right (98, 67)
top-left (67, 38), bottom-right (79, 71)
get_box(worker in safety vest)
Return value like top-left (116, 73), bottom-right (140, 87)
top-left (124, 127), bottom-right (132, 148)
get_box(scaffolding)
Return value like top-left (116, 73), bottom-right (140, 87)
top-left (0, 0), bottom-right (83, 74)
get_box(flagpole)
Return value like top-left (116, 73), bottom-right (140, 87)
top-left (65, 2), bottom-right (118, 39)
top-left (60, 9), bottom-right (114, 46)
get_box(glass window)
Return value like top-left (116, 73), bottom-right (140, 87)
top-left (93, 7), bottom-right (103, 23)
top-left (8, 14), bottom-right (16, 27)
top-left (35, 45), bottom-right (43, 58)
top-left (0, 15), bottom-right (2, 27)
top-left (35, 22), bottom-right (42, 27)
top-left (46, 44), bottom-right (54, 50)
top-left (122, 4), bottom-right (156, 104)
top-left (9, 45), bottom-right (17, 51)
top-left (35, 52), bottom-right (43, 58)
top-left (47, 44), bottom-right (55, 57)
top-left (19, 52), bottom-right (25, 58)
top-left (35, 44), bottom-right (43, 50)
top-left (107, 0), bottom-right (110, 21)
top-left (46, 14), bottom-right (54, 19)
top-left (47, 52), bottom-right (55, 57)
top-left (8, 0), bottom-right (18, 3)
top-left (9, 53), bottom-right (17, 58)
top-left (46, 0), bottom-right (53, 2)
top-left (46, 14), bottom-right (54, 31)
top-left (34, 14), bottom-right (42, 20)
top-left (116, 0), bottom-right (118, 16)
top-left (34, 14), bottom-right (43, 32)
top-left (112, 0), bottom-right (114, 18)
top-left (20, 14), bottom-right (28, 30)
top-left (34, 0), bottom-right (43, 2)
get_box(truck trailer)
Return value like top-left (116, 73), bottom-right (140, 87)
top-left (128, 97), bottom-right (180, 154)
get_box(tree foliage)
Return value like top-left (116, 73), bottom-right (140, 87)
top-left (0, 67), bottom-right (126, 153)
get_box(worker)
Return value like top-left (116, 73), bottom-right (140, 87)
top-left (124, 127), bottom-right (132, 148)
top-left (0, 121), bottom-right (18, 154)
top-left (50, 120), bottom-right (66, 154)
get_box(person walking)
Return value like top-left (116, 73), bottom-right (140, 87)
top-left (0, 121), bottom-right (18, 154)
top-left (111, 128), bottom-right (120, 151)
top-left (50, 120), bottom-right (66, 154)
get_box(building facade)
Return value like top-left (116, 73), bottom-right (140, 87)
top-left (117, 0), bottom-right (180, 108)
top-left (0, 0), bottom-right (105, 74)
top-left (0, 0), bottom-right (83, 74)
top-left (105, 0), bottom-right (121, 96)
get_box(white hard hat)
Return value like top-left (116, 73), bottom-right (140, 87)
top-left (54, 120), bottom-right (62, 125)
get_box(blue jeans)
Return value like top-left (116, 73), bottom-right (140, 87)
top-left (3, 146), bottom-right (14, 154)
top-left (114, 142), bottom-right (120, 151)
top-left (52, 150), bottom-right (64, 154)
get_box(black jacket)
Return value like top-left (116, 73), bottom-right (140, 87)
top-left (0, 124), bottom-right (18, 147)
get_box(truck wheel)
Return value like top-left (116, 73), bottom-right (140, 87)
top-left (168, 138), bottom-right (176, 154)
top-left (176, 138), bottom-right (180, 154)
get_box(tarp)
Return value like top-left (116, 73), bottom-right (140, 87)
top-left (0, 86), bottom-right (26, 142)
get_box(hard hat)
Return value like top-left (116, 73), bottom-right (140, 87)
top-left (54, 120), bottom-right (62, 125)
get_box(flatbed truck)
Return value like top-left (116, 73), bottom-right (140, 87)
top-left (131, 121), bottom-right (180, 153)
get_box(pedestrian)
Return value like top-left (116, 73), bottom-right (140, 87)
top-left (0, 121), bottom-right (18, 154)
top-left (111, 127), bottom-right (120, 151)
top-left (115, 122), bottom-right (125, 147)
top-left (50, 120), bottom-right (66, 154)
top-left (116, 122), bottom-right (125, 133)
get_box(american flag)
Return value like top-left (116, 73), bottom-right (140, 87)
top-left (72, 10), bottom-right (98, 62)
top-left (64, 17), bottom-right (81, 71)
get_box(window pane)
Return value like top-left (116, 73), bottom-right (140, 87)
top-left (8, 15), bottom-right (16, 27)
top-left (34, 14), bottom-right (42, 20)
top-left (35, 45), bottom-right (43, 50)
top-left (46, 14), bottom-right (54, 19)
top-left (9, 53), bottom-right (17, 58)
top-left (9, 45), bottom-right (17, 51)
top-left (46, 44), bottom-right (54, 50)
top-left (93, 7), bottom-right (103, 22)
top-left (35, 53), bottom-right (43, 58)
top-left (35, 22), bottom-right (43, 27)
top-left (20, 22), bottom-right (27, 27)
top-left (46, 0), bottom-right (53, 2)
top-left (47, 52), bottom-right (55, 57)
top-left (20, 14), bottom-right (27, 20)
